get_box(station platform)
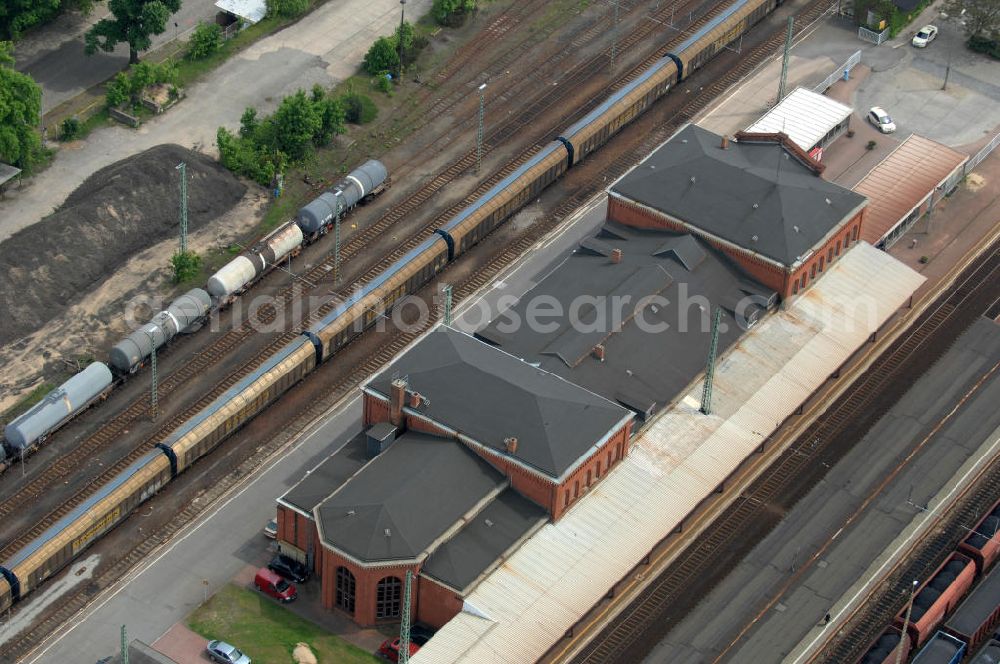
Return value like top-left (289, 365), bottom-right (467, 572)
top-left (413, 243), bottom-right (924, 663)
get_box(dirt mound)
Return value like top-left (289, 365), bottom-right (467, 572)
top-left (0, 144), bottom-right (246, 347)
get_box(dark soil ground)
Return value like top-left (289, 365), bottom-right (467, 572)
top-left (0, 144), bottom-right (245, 346)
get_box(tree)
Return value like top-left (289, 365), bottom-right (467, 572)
top-left (84, 0), bottom-right (181, 65)
top-left (188, 20), bottom-right (222, 60)
top-left (431, 0), bottom-right (476, 26)
top-left (271, 89), bottom-right (320, 160)
top-left (0, 41), bottom-right (42, 168)
top-left (944, 0), bottom-right (1000, 38)
top-left (363, 36), bottom-right (398, 75)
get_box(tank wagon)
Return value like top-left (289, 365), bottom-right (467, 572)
top-left (0, 0), bottom-right (779, 615)
top-left (206, 159), bottom-right (389, 301)
top-left (207, 222), bottom-right (304, 300)
top-left (3, 363), bottom-right (114, 453)
top-left (297, 159), bottom-right (389, 241)
top-left (109, 288), bottom-right (212, 374)
top-left (959, 497), bottom-right (1000, 573)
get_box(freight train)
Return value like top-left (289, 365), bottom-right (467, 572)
top-left (1, 162), bottom-right (389, 461)
top-left (0, 0), bottom-right (780, 614)
top-left (858, 496), bottom-right (1000, 664)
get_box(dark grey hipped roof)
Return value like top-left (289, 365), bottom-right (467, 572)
top-left (315, 433), bottom-right (505, 563)
top-left (476, 223), bottom-right (766, 418)
top-left (421, 489), bottom-right (546, 594)
top-left (280, 433), bottom-right (368, 514)
top-left (611, 124), bottom-right (866, 266)
top-left (369, 327), bottom-right (631, 479)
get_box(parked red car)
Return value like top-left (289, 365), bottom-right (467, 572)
top-left (253, 567), bottom-right (297, 602)
top-left (376, 637), bottom-right (420, 662)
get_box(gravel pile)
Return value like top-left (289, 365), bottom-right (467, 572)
top-left (0, 144), bottom-right (246, 346)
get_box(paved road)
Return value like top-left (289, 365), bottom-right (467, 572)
top-left (642, 318), bottom-right (1000, 664)
top-left (12, 192), bottom-right (611, 662)
top-left (0, 0), bottom-right (432, 243)
top-left (15, 0), bottom-right (221, 115)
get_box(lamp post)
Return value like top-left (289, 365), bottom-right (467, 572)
top-left (397, 0), bottom-right (407, 81)
top-left (476, 83), bottom-right (487, 174)
top-left (894, 580), bottom-right (920, 664)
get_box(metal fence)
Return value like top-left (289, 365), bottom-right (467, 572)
top-left (813, 50), bottom-right (862, 93)
top-left (858, 26), bottom-right (889, 45)
top-left (964, 131), bottom-right (1000, 174)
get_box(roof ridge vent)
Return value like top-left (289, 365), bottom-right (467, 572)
top-left (384, 528), bottom-right (391, 537)
top-left (793, 225), bottom-right (800, 233)
top-left (485, 519), bottom-right (495, 527)
top-left (825, 198), bottom-right (832, 205)
top-left (752, 203), bottom-right (759, 209)
top-left (752, 235), bottom-right (759, 242)
top-left (347, 509), bottom-right (356, 516)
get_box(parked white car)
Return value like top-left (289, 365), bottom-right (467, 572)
top-left (868, 106), bottom-right (896, 134)
top-left (912, 25), bottom-right (938, 47)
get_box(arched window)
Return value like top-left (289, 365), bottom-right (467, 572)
top-left (336, 566), bottom-right (356, 614)
top-left (376, 576), bottom-right (402, 619)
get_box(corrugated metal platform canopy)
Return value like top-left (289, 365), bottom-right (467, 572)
top-left (853, 134), bottom-right (968, 247)
top-left (214, 0), bottom-right (265, 23)
top-left (411, 243), bottom-right (924, 664)
top-left (746, 87), bottom-right (853, 153)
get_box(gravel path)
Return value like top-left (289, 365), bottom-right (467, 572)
top-left (0, 0), bottom-right (432, 243)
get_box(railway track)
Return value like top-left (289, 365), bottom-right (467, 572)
top-left (0, 0), bottom-right (723, 551)
top-left (818, 461), bottom-right (1000, 663)
top-left (2, 0), bottom-right (849, 657)
top-left (561, 240), bottom-right (1000, 664)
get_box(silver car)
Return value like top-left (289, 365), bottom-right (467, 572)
top-left (206, 640), bottom-right (251, 664)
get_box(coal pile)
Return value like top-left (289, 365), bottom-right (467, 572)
top-left (0, 145), bottom-right (247, 346)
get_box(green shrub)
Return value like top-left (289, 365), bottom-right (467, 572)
top-left (340, 92), bottom-right (377, 124)
top-left (188, 21), bottom-right (223, 60)
top-left (265, 0), bottom-right (309, 18)
top-left (375, 74), bottom-right (393, 95)
top-left (105, 60), bottom-right (178, 108)
top-left (432, 0), bottom-right (476, 26)
top-left (216, 87), bottom-right (345, 185)
top-left (59, 116), bottom-right (81, 141)
top-left (106, 71), bottom-right (132, 107)
top-left (363, 36), bottom-right (398, 76)
top-left (968, 35), bottom-right (1000, 59)
top-left (171, 250), bottom-right (202, 283)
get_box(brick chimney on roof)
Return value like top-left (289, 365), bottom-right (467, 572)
top-left (390, 378), bottom-right (406, 427)
top-left (593, 344), bottom-right (606, 362)
top-left (611, 248), bottom-right (623, 264)
top-left (721, 135), bottom-right (729, 150)
top-left (504, 437), bottom-right (518, 455)
top-left (410, 392), bottom-right (422, 408)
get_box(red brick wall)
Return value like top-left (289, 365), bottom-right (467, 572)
top-left (364, 392), bottom-right (390, 427)
top-left (320, 545), bottom-right (419, 627)
top-left (277, 506), bottom-right (322, 576)
top-left (787, 208), bottom-right (865, 298)
top-left (417, 576), bottom-right (463, 628)
top-left (405, 413), bottom-right (454, 438)
top-left (551, 420), bottom-right (632, 520)
top-left (607, 196), bottom-right (866, 300)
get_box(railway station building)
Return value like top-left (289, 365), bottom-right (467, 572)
top-left (276, 327), bottom-right (633, 627)
top-left (475, 220), bottom-right (776, 421)
top-left (606, 124), bottom-right (869, 300)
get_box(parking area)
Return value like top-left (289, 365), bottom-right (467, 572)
top-left (151, 539), bottom-right (395, 663)
top-left (696, 2), bottom-right (1000, 158)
